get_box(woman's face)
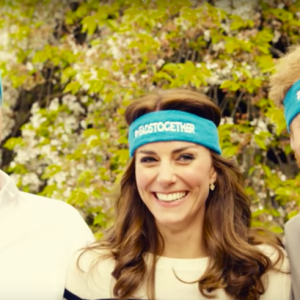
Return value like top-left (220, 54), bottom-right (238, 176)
top-left (135, 141), bottom-right (217, 230)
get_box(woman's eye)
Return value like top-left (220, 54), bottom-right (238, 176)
top-left (178, 154), bottom-right (194, 161)
top-left (140, 157), bottom-right (156, 163)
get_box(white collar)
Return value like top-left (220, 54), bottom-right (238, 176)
top-left (0, 170), bottom-right (20, 209)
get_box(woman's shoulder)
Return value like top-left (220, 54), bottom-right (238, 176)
top-left (65, 247), bottom-right (116, 299)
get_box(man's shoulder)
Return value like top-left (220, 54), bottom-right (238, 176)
top-left (19, 191), bottom-right (94, 243)
top-left (19, 191), bottom-right (83, 222)
top-left (285, 213), bottom-right (300, 234)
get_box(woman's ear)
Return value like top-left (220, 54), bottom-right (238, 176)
top-left (209, 167), bottom-right (217, 184)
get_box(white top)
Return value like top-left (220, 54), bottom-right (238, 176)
top-left (285, 214), bottom-right (300, 300)
top-left (0, 170), bottom-right (95, 300)
top-left (65, 244), bottom-right (291, 300)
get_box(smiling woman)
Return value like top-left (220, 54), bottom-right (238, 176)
top-left (135, 141), bottom-right (216, 243)
top-left (64, 89), bottom-right (290, 300)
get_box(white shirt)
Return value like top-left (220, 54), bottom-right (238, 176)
top-left (65, 244), bottom-right (291, 300)
top-left (285, 214), bottom-right (300, 300)
top-left (0, 170), bottom-right (95, 300)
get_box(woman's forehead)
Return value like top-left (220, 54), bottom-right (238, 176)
top-left (137, 141), bottom-right (205, 153)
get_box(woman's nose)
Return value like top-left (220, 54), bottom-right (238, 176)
top-left (156, 163), bottom-right (176, 185)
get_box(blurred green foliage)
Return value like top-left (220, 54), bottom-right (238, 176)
top-left (0, 0), bottom-right (300, 237)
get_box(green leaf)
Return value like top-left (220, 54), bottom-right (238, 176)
top-left (252, 209), bottom-right (266, 218)
top-left (93, 212), bottom-right (107, 227)
top-left (256, 55), bottom-right (274, 73)
top-left (251, 220), bottom-right (265, 228)
top-left (248, 166), bottom-right (256, 176)
top-left (220, 80), bottom-right (240, 91)
top-left (3, 137), bottom-right (24, 150)
top-left (265, 106), bottom-right (286, 135)
top-left (181, 6), bottom-right (196, 19)
top-left (256, 30), bottom-right (273, 43)
top-left (42, 165), bottom-right (62, 180)
top-left (230, 15), bottom-right (246, 31)
top-left (254, 134), bottom-right (267, 150)
top-left (270, 226), bottom-right (284, 234)
top-left (163, 63), bottom-right (179, 72)
top-left (61, 67), bottom-right (77, 84)
top-left (64, 81), bottom-right (81, 94)
top-left (225, 40), bottom-right (238, 54)
top-left (83, 128), bottom-right (99, 137)
top-left (6, 163), bottom-right (28, 175)
top-left (222, 145), bottom-right (239, 158)
top-left (269, 209), bottom-right (281, 217)
top-left (89, 79), bottom-right (104, 93)
top-left (118, 135), bottom-right (128, 145)
top-left (262, 164), bottom-right (271, 177)
top-left (78, 170), bottom-right (94, 186)
top-left (275, 187), bottom-right (293, 197)
top-left (67, 190), bottom-right (89, 207)
top-left (287, 211), bottom-right (299, 220)
top-left (39, 184), bottom-right (58, 198)
top-left (81, 15), bottom-right (97, 35)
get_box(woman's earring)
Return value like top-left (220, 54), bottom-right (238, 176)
top-left (209, 183), bottom-right (215, 191)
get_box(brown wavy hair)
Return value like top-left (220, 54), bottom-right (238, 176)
top-left (83, 89), bottom-right (285, 300)
top-left (269, 44), bottom-right (300, 106)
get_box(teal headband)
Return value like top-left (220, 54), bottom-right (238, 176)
top-left (128, 110), bottom-right (221, 157)
top-left (283, 79), bottom-right (300, 132)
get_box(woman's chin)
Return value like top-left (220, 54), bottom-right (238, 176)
top-left (154, 215), bottom-right (189, 229)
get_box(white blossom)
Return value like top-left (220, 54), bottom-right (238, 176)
top-left (21, 172), bottom-right (41, 190)
top-left (49, 98), bottom-right (60, 111)
top-left (86, 135), bottom-right (98, 146)
top-left (156, 59), bottom-right (165, 67)
top-left (204, 30), bottom-right (210, 41)
top-left (30, 114), bottom-right (47, 129)
top-left (280, 174), bottom-right (287, 182)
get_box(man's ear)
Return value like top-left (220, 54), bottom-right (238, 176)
top-left (290, 114), bottom-right (300, 150)
top-left (291, 132), bottom-right (295, 151)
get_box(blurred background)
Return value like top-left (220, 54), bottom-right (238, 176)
top-left (0, 0), bottom-right (299, 238)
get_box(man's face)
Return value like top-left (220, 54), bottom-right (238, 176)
top-left (290, 114), bottom-right (300, 168)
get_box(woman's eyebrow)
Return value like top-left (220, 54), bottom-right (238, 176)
top-left (137, 146), bottom-right (198, 155)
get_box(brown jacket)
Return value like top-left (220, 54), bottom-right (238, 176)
top-left (285, 214), bottom-right (300, 300)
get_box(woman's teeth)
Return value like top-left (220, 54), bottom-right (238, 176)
top-left (155, 192), bottom-right (187, 202)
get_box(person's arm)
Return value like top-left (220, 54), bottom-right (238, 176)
top-left (62, 204), bottom-right (95, 300)
top-left (64, 246), bottom-right (99, 300)
top-left (285, 215), bottom-right (300, 300)
top-left (66, 206), bottom-right (95, 253)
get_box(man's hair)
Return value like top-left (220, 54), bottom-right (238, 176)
top-left (269, 44), bottom-right (300, 106)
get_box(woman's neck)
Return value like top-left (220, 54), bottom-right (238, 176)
top-left (156, 221), bottom-right (208, 259)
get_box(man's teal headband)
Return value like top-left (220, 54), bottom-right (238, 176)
top-left (283, 79), bottom-right (300, 132)
top-left (128, 110), bottom-right (221, 157)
